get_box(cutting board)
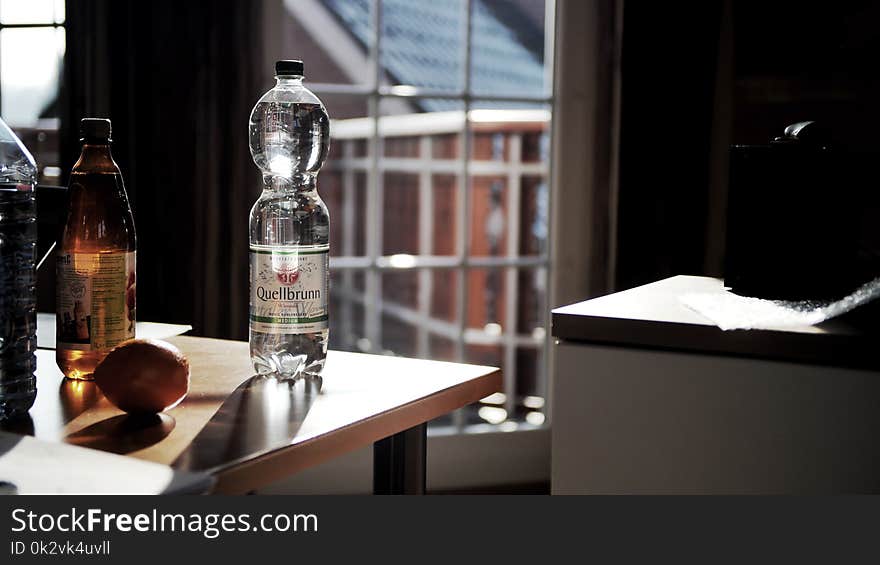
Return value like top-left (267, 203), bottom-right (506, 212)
top-left (12, 337), bottom-right (254, 467)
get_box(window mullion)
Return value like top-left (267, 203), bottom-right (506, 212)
top-left (503, 133), bottom-right (523, 417)
top-left (417, 135), bottom-right (433, 359)
top-left (365, 0), bottom-right (383, 353)
top-left (452, 0), bottom-right (474, 431)
top-left (542, 0), bottom-right (558, 426)
top-left (341, 140), bottom-right (357, 350)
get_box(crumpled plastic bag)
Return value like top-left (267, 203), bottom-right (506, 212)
top-left (679, 277), bottom-right (880, 331)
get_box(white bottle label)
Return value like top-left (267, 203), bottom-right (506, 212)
top-left (57, 251), bottom-right (136, 352)
top-left (249, 245), bottom-right (329, 334)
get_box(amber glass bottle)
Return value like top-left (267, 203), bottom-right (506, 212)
top-left (56, 118), bottom-right (136, 380)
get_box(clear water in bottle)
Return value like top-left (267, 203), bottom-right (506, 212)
top-left (249, 60), bottom-right (330, 379)
top-left (0, 118), bottom-right (37, 418)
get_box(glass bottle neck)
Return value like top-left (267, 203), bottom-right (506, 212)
top-left (74, 143), bottom-right (117, 172)
top-left (81, 142), bottom-right (111, 153)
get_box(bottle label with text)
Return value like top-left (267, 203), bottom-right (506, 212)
top-left (56, 251), bottom-right (136, 351)
top-left (250, 246), bottom-right (329, 334)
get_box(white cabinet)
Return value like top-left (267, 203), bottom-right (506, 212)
top-left (551, 276), bottom-right (880, 494)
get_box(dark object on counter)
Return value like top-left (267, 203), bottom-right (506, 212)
top-left (725, 121), bottom-right (878, 301)
top-left (35, 185), bottom-right (66, 266)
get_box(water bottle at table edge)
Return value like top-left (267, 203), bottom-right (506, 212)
top-left (0, 117), bottom-right (37, 419)
top-left (248, 59), bottom-right (330, 379)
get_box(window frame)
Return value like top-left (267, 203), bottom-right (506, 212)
top-left (0, 2), bottom-right (66, 184)
top-left (302, 0), bottom-right (557, 433)
top-left (262, 0), bottom-right (623, 491)
top-left (0, 2), bottom-right (65, 112)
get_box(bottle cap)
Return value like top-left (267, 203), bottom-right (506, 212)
top-left (275, 60), bottom-right (304, 77)
top-left (80, 118), bottom-right (112, 143)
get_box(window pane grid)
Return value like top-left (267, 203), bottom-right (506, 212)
top-left (0, 4), bottom-right (66, 185)
top-left (323, 0), bottom-right (553, 433)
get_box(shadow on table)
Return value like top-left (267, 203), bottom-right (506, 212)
top-left (0, 414), bottom-right (34, 436)
top-left (59, 379), bottom-right (104, 422)
top-left (0, 432), bottom-right (27, 494)
top-left (174, 374), bottom-right (322, 472)
top-left (65, 413), bottom-right (175, 454)
top-left (0, 380), bottom-right (104, 438)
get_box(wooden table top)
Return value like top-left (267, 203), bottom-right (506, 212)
top-left (3, 336), bottom-right (501, 493)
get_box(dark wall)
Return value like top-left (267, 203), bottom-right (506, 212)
top-left (615, 2), bottom-right (723, 290)
top-left (614, 1), bottom-right (880, 291)
top-left (731, 1), bottom-right (880, 149)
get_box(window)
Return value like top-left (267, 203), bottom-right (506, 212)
top-left (0, 0), bottom-right (65, 185)
top-left (271, 0), bottom-right (554, 432)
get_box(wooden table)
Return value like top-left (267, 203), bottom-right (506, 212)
top-left (3, 336), bottom-right (501, 494)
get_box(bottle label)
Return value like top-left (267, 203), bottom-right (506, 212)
top-left (250, 246), bottom-right (329, 334)
top-left (57, 251), bottom-right (136, 352)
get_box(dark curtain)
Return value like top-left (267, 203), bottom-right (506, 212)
top-left (550, 0), bottom-right (622, 306)
top-left (64, 1), bottom-right (264, 340)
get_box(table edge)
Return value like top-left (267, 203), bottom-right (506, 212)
top-left (552, 311), bottom-right (880, 371)
top-left (207, 367), bottom-right (502, 494)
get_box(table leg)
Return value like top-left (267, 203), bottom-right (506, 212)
top-left (373, 423), bottom-right (427, 495)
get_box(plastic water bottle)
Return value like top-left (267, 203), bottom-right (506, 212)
top-left (0, 118), bottom-right (37, 418)
top-left (248, 60), bottom-right (330, 379)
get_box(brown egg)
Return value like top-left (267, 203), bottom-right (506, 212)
top-left (94, 339), bottom-right (190, 414)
